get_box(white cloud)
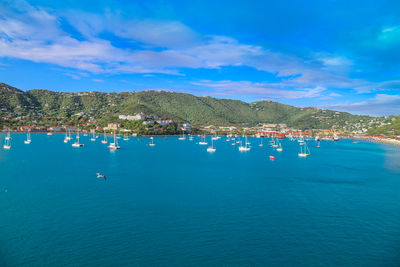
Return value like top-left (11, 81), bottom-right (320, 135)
top-left (114, 20), bottom-right (198, 49)
top-left (64, 10), bottom-right (199, 48)
top-left (0, 0), bottom-right (398, 101)
top-left (329, 93), bottom-right (342, 97)
top-left (354, 80), bottom-right (400, 93)
top-left (378, 25), bottom-right (400, 44)
top-left (191, 80), bottom-right (328, 99)
top-left (0, 2), bottom-right (357, 81)
top-left (314, 53), bottom-right (354, 68)
top-left (323, 94), bottom-right (400, 116)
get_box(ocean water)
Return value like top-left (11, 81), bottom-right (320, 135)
top-left (1, 133), bottom-right (400, 266)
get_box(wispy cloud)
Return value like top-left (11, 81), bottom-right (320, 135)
top-left (378, 25), bottom-right (400, 45)
top-left (191, 80), bottom-right (329, 99)
top-left (322, 94), bottom-right (400, 116)
top-left (354, 80), bottom-right (400, 93)
top-left (0, 0), bottom-right (373, 91)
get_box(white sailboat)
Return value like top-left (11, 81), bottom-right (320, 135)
top-left (123, 134), bottom-right (130, 141)
top-left (178, 131), bottom-right (186, 140)
top-left (64, 130), bottom-right (69, 143)
top-left (72, 130), bottom-right (84, 147)
top-left (298, 142), bottom-right (310, 157)
top-left (238, 136), bottom-right (251, 151)
top-left (90, 130), bottom-right (96, 141)
top-left (276, 142), bottom-right (283, 152)
top-left (101, 130), bottom-right (108, 144)
top-left (149, 136), bottom-right (155, 146)
top-left (271, 136), bottom-right (279, 148)
top-left (66, 129), bottom-right (72, 140)
top-left (24, 131), bottom-right (31, 144)
top-left (333, 133), bottom-right (339, 141)
top-left (316, 140), bottom-right (321, 148)
top-left (107, 129), bottom-right (121, 150)
top-left (3, 134), bottom-right (11, 149)
top-left (212, 134), bottom-right (220, 141)
top-left (207, 136), bottom-right (216, 153)
top-left (5, 130), bottom-right (11, 141)
top-left (199, 134), bottom-right (208, 145)
top-left (189, 135), bottom-right (193, 141)
top-left (259, 137), bottom-right (264, 147)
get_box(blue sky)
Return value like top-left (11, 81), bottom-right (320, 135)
top-left (1, 0), bottom-right (400, 116)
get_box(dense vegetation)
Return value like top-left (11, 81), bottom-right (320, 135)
top-left (0, 82), bottom-right (374, 130)
top-left (367, 116), bottom-right (400, 137)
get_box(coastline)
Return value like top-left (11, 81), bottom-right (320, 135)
top-left (353, 136), bottom-right (400, 147)
top-left (4, 131), bottom-right (400, 147)
top-left (2, 131), bottom-right (186, 137)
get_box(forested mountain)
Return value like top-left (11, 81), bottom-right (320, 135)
top-left (0, 82), bottom-right (373, 129)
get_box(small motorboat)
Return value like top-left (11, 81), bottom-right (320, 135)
top-left (72, 142), bottom-right (84, 147)
top-left (96, 173), bottom-right (106, 179)
top-left (207, 147), bottom-right (216, 153)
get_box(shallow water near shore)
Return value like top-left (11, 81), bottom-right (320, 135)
top-left (1, 133), bottom-right (400, 266)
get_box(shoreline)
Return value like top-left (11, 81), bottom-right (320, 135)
top-left (3, 131), bottom-right (400, 147)
top-left (353, 136), bottom-right (400, 147)
top-left (2, 131), bottom-right (182, 137)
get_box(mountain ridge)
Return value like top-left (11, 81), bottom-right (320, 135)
top-left (0, 82), bottom-right (374, 130)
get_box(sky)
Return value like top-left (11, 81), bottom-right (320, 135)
top-left (1, 0), bottom-right (400, 116)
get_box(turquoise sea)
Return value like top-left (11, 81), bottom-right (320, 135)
top-left (1, 133), bottom-right (400, 266)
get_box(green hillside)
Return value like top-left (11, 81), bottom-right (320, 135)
top-left (0, 82), bottom-right (374, 129)
top-left (367, 116), bottom-right (400, 137)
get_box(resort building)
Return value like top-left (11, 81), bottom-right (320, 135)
top-left (118, 113), bottom-right (147, 121)
top-left (17, 126), bottom-right (47, 132)
top-left (49, 126), bottom-right (63, 132)
top-left (65, 126), bottom-right (77, 132)
top-left (182, 123), bottom-right (192, 132)
top-left (104, 123), bottom-right (121, 130)
top-left (157, 120), bottom-right (174, 126)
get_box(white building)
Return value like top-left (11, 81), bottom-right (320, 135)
top-left (49, 126), bottom-right (63, 132)
top-left (143, 121), bottom-right (155, 126)
top-left (104, 123), bottom-right (120, 130)
top-left (119, 113), bottom-right (147, 121)
top-left (182, 123), bottom-right (192, 132)
top-left (157, 120), bottom-right (174, 126)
